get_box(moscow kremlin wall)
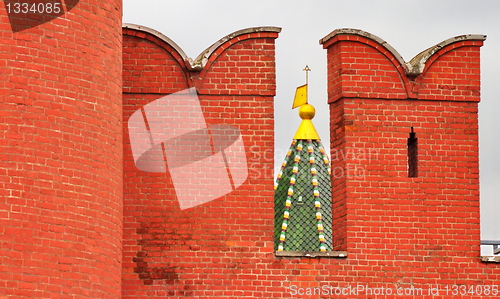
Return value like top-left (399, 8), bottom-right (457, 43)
top-left (1, 1), bottom-right (499, 298)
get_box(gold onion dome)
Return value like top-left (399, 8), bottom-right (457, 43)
top-left (274, 67), bottom-right (332, 252)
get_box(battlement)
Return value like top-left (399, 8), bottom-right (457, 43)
top-left (321, 29), bottom-right (485, 258)
top-left (321, 28), bottom-right (486, 103)
top-left (122, 24), bottom-right (281, 95)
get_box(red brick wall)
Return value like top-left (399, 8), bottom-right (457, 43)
top-left (120, 26), bottom-right (499, 299)
top-left (3, 11), bottom-right (497, 296)
top-left (121, 26), bottom-right (280, 298)
top-left (0, 1), bottom-right (123, 298)
top-left (321, 29), bottom-right (499, 298)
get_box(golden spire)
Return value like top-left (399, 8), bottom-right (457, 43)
top-left (292, 66), bottom-right (320, 140)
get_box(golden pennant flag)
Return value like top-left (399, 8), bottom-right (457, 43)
top-left (292, 84), bottom-right (308, 109)
top-left (291, 66), bottom-right (319, 140)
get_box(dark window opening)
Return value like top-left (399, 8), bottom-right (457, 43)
top-left (408, 127), bottom-right (418, 177)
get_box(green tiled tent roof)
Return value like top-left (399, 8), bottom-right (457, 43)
top-left (274, 138), bottom-right (333, 252)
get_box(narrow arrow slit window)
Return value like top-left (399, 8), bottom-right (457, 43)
top-left (408, 127), bottom-right (418, 177)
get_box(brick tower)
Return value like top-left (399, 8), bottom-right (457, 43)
top-left (0, 1), bottom-right (123, 297)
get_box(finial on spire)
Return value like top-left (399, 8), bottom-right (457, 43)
top-left (303, 65), bottom-right (311, 85)
top-left (292, 65), bottom-right (320, 140)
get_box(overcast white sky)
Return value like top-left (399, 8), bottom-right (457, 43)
top-left (123, 0), bottom-right (500, 247)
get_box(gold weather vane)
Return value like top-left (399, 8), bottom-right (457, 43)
top-left (292, 65), bottom-right (320, 140)
top-left (292, 65), bottom-right (310, 109)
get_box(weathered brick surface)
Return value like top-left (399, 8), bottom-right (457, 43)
top-left (0, 1), bottom-right (123, 298)
top-left (2, 14), bottom-right (498, 297)
top-left (122, 26), bottom-right (498, 299)
top-left (417, 43), bottom-right (482, 101)
top-left (122, 28), bottom-right (190, 94)
top-left (196, 34), bottom-right (278, 96)
top-left (122, 26), bottom-right (279, 298)
top-left (321, 29), bottom-right (499, 298)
